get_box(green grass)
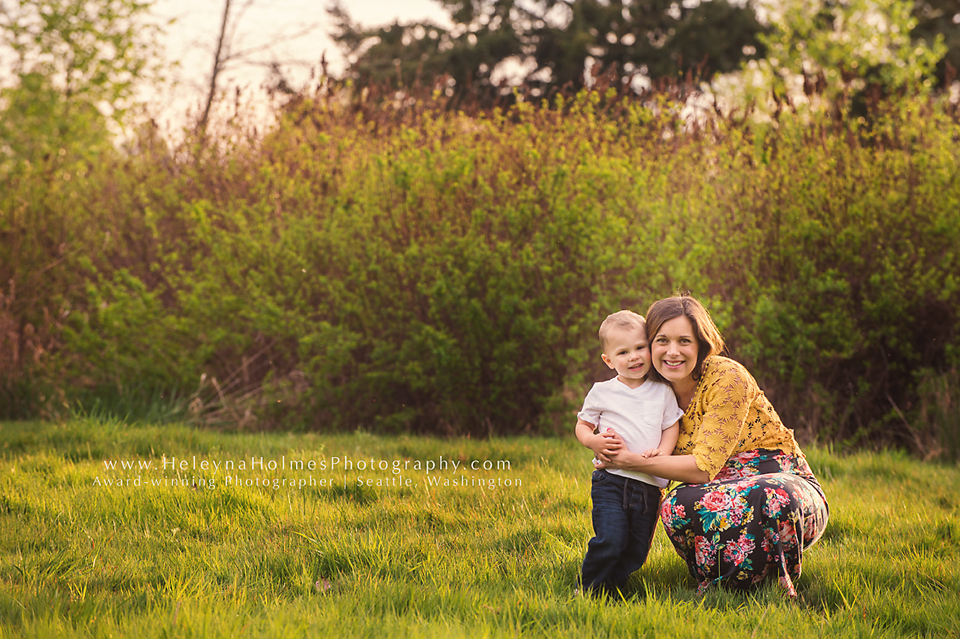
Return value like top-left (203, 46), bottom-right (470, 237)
top-left (1, 419), bottom-right (958, 638)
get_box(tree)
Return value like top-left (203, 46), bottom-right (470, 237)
top-left (329, 0), bottom-right (768, 101)
top-left (911, 0), bottom-right (960, 87)
top-left (196, 0), bottom-right (320, 131)
top-left (0, 0), bottom-right (160, 163)
top-left (756, 0), bottom-right (947, 108)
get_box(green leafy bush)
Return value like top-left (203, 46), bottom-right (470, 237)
top-left (720, 98), bottom-right (960, 448)
top-left (2, 86), bottom-right (959, 450)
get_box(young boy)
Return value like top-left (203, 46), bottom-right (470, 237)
top-left (576, 310), bottom-right (682, 598)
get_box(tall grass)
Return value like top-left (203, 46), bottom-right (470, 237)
top-left (1, 419), bottom-right (958, 638)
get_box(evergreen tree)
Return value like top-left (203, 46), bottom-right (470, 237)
top-left (328, 0), bottom-right (767, 100)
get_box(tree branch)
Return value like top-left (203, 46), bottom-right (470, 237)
top-left (199, 0), bottom-right (232, 131)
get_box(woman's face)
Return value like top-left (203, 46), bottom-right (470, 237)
top-left (651, 315), bottom-right (700, 384)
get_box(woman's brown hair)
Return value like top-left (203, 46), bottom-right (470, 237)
top-left (644, 294), bottom-right (726, 383)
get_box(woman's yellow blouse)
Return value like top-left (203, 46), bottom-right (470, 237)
top-left (674, 356), bottom-right (801, 480)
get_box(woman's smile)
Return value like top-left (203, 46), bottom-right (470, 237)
top-left (652, 315), bottom-right (699, 383)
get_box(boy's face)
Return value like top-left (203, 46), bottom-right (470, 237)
top-left (601, 324), bottom-right (650, 387)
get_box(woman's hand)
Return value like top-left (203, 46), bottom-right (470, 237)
top-left (595, 446), bottom-right (648, 471)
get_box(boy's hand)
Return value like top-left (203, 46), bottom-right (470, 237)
top-left (640, 448), bottom-right (662, 458)
top-left (594, 428), bottom-right (623, 461)
top-left (576, 420), bottom-right (623, 462)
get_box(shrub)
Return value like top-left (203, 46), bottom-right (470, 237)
top-left (3, 85), bottom-right (959, 451)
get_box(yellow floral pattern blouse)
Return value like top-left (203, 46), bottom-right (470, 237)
top-left (674, 356), bottom-right (801, 480)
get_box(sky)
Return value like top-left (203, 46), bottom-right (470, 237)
top-left (147, 0), bottom-right (451, 127)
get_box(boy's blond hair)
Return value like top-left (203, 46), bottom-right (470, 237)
top-left (598, 310), bottom-right (646, 351)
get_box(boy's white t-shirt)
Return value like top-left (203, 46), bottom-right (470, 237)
top-left (577, 377), bottom-right (684, 488)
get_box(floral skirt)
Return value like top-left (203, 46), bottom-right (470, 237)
top-left (659, 449), bottom-right (829, 595)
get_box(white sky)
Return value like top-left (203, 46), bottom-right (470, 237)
top-left (147, 0), bottom-right (451, 127)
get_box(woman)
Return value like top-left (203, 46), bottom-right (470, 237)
top-left (597, 294), bottom-right (829, 596)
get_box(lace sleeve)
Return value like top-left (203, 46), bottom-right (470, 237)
top-left (691, 362), bottom-right (758, 479)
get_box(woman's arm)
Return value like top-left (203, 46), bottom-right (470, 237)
top-left (682, 358), bottom-right (758, 480)
top-left (597, 448), bottom-right (710, 484)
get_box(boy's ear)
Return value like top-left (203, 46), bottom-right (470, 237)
top-left (600, 353), bottom-right (615, 370)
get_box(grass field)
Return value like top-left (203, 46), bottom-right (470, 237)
top-left (1, 418), bottom-right (958, 638)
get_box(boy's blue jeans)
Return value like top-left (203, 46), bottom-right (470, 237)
top-left (581, 469), bottom-right (662, 597)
